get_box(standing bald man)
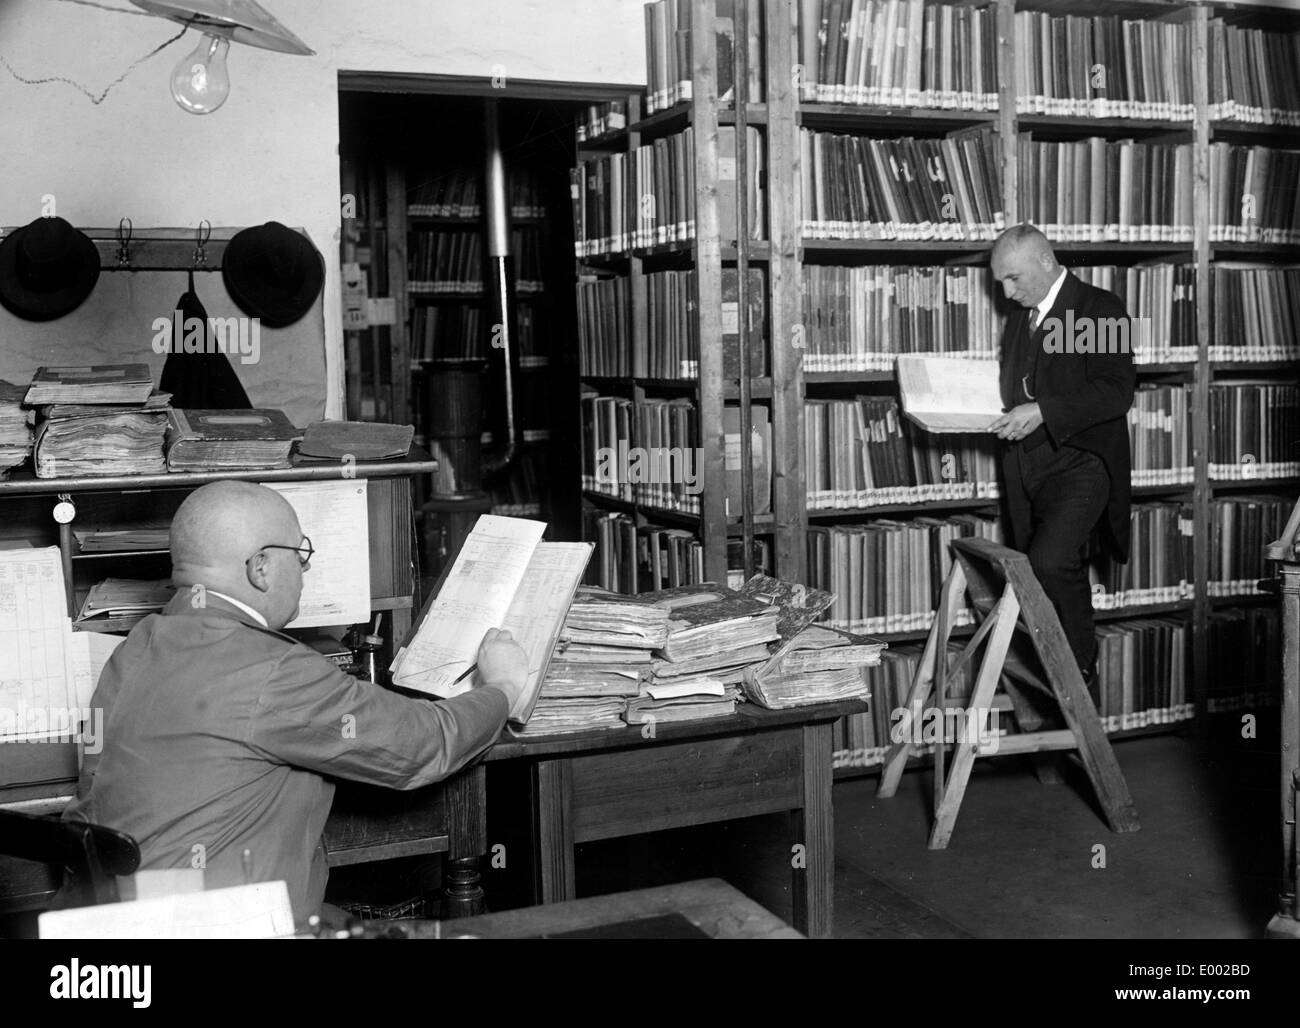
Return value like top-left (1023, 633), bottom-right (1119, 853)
top-left (64, 481), bottom-right (527, 925)
top-left (988, 225), bottom-right (1136, 686)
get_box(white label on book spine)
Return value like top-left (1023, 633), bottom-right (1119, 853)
top-left (721, 302), bottom-right (739, 334)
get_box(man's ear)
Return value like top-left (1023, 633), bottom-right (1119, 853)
top-left (245, 552), bottom-right (272, 593)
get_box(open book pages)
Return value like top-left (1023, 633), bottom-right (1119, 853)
top-left (896, 355), bottom-right (1004, 433)
top-left (390, 515), bottom-right (591, 725)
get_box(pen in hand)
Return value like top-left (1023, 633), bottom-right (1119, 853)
top-left (450, 663), bottom-right (477, 685)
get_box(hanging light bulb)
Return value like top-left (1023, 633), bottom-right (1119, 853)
top-left (132, 1), bottom-right (313, 115)
top-left (169, 33), bottom-right (231, 114)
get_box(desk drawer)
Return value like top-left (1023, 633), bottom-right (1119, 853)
top-left (566, 728), bottom-right (803, 843)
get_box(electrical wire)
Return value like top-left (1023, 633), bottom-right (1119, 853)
top-left (0, 24), bottom-right (188, 105)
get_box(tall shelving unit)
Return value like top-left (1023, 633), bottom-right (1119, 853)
top-left (576, 0), bottom-right (788, 592)
top-left (573, 0), bottom-right (1298, 763)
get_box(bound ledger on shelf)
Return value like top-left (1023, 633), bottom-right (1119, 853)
top-left (896, 355), bottom-right (1004, 433)
top-left (390, 515), bottom-right (593, 727)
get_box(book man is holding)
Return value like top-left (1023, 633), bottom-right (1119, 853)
top-left (62, 480), bottom-right (527, 926)
top-left (987, 224), bottom-right (1136, 688)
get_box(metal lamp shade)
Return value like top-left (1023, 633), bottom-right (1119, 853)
top-left (131, 0), bottom-right (314, 55)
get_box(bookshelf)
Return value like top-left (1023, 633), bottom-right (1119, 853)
top-left (340, 96), bottom-right (580, 535)
top-left (572, 0), bottom-right (1298, 766)
top-left (575, 0), bottom-right (786, 591)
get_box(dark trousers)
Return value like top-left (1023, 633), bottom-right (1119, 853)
top-left (1003, 443), bottom-right (1110, 674)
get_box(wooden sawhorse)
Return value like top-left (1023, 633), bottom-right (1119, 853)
top-left (878, 536), bottom-right (1140, 848)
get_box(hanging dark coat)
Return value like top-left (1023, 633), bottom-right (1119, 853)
top-left (160, 270), bottom-right (253, 410)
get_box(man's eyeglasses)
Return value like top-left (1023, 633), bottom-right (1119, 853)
top-left (247, 536), bottom-right (314, 570)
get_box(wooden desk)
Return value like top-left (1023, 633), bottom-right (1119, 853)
top-left (363, 877), bottom-right (801, 939)
top-left (485, 699), bottom-right (866, 939)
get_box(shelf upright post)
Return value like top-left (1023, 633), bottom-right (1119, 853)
top-left (387, 164), bottom-right (411, 432)
top-left (1191, 5), bottom-right (1212, 721)
top-left (767, 0), bottom-right (806, 582)
top-left (690, 0), bottom-right (729, 583)
top-left (996, 0), bottom-right (1017, 225)
top-left (628, 92), bottom-right (650, 592)
top-left (736, 0), bottom-right (756, 580)
top-left (340, 160), bottom-right (366, 421)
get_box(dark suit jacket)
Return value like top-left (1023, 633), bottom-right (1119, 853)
top-left (64, 592), bottom-right (508, 924)
top-left (998, 271), bottom-right (1137, 561)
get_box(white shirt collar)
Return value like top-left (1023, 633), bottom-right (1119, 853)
top-left (1035, 268), bottom-right (1068, 321)
top-left (206, 590), bottom-right (269, 628)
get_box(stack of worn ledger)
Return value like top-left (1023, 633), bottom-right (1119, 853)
top-left (513, 590), bottom-right (671, 736)
top-left (742, 624), bottom-right (884, 710)
top-left (0, 380), bottom-right (34, 476)
top-left (31, 371), bottom-right (171, 478)
top-left (620, 583), bottom-right (785, 725)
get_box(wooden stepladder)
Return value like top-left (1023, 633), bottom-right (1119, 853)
top-left (877, 537), bottom-right (1141, 848)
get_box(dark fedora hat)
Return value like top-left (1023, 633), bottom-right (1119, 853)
top-left (222, 221), bottom-right (324, 328)
top-left (0, 216), bottom-right (102, 322)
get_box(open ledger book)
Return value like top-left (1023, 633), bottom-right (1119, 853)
top-left (389, 516), bottom-right (593, 728)
top-left (896, 355), bottom-right (1004, 433)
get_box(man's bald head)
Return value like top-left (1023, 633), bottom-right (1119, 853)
top-left (171, 481), bottom-right (306, 629)
top-left (990, 224), bottom-right (1061, 309)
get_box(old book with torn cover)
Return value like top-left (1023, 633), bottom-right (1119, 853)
top-left (166, 409), bottom-right (300, 471)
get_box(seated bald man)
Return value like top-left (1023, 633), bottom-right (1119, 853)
top-left (63, 480), bottom-right (526, 925)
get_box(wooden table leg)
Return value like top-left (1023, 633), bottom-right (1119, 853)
top-left (532, 758), bottom-right (575, 904)
top-left (443, 764), bottom-right (487, 917)
top-left (793, 722), bottom-right (834, 938)
top-left (443, 857), bottom-right (484, 918)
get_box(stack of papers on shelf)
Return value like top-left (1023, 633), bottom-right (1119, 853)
top-left (166, 409), bottom-right (301, 471)
top-left (0, 380), bottom-right (33, 475)
top-left (73, 528), bottom-right (171, 552)
top-left (623, 677), bottom-right (741, 724)
top-left (77, 578), bottom-right (175, 621)
top-left (34, 397), bottom-right (170, 478)
top-left (743, 625), bottom-right (884, 711)
top-left (25, 364), bottom-right (155, 406)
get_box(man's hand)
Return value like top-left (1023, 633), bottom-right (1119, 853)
top-left (990, 402), bottom-right (1043, 442)
top-left (475, 627), bottom-right (528, 711)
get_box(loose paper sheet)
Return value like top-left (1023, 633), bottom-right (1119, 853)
top-left (69, 630), bottom-right (125, 709)
top-left (391, 516), bottom-right (546, 697)
top-left (0, 547), bottom-right (73, 742)
top-left (896, 355), bottom-right (1004, 433)
top-left (39, 881), bottom-right (296, 939)
top-left (265, 480), bottom-right (370, 629)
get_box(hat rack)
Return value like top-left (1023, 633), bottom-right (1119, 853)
top-left (0, 221), bottom-right (241, 272)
